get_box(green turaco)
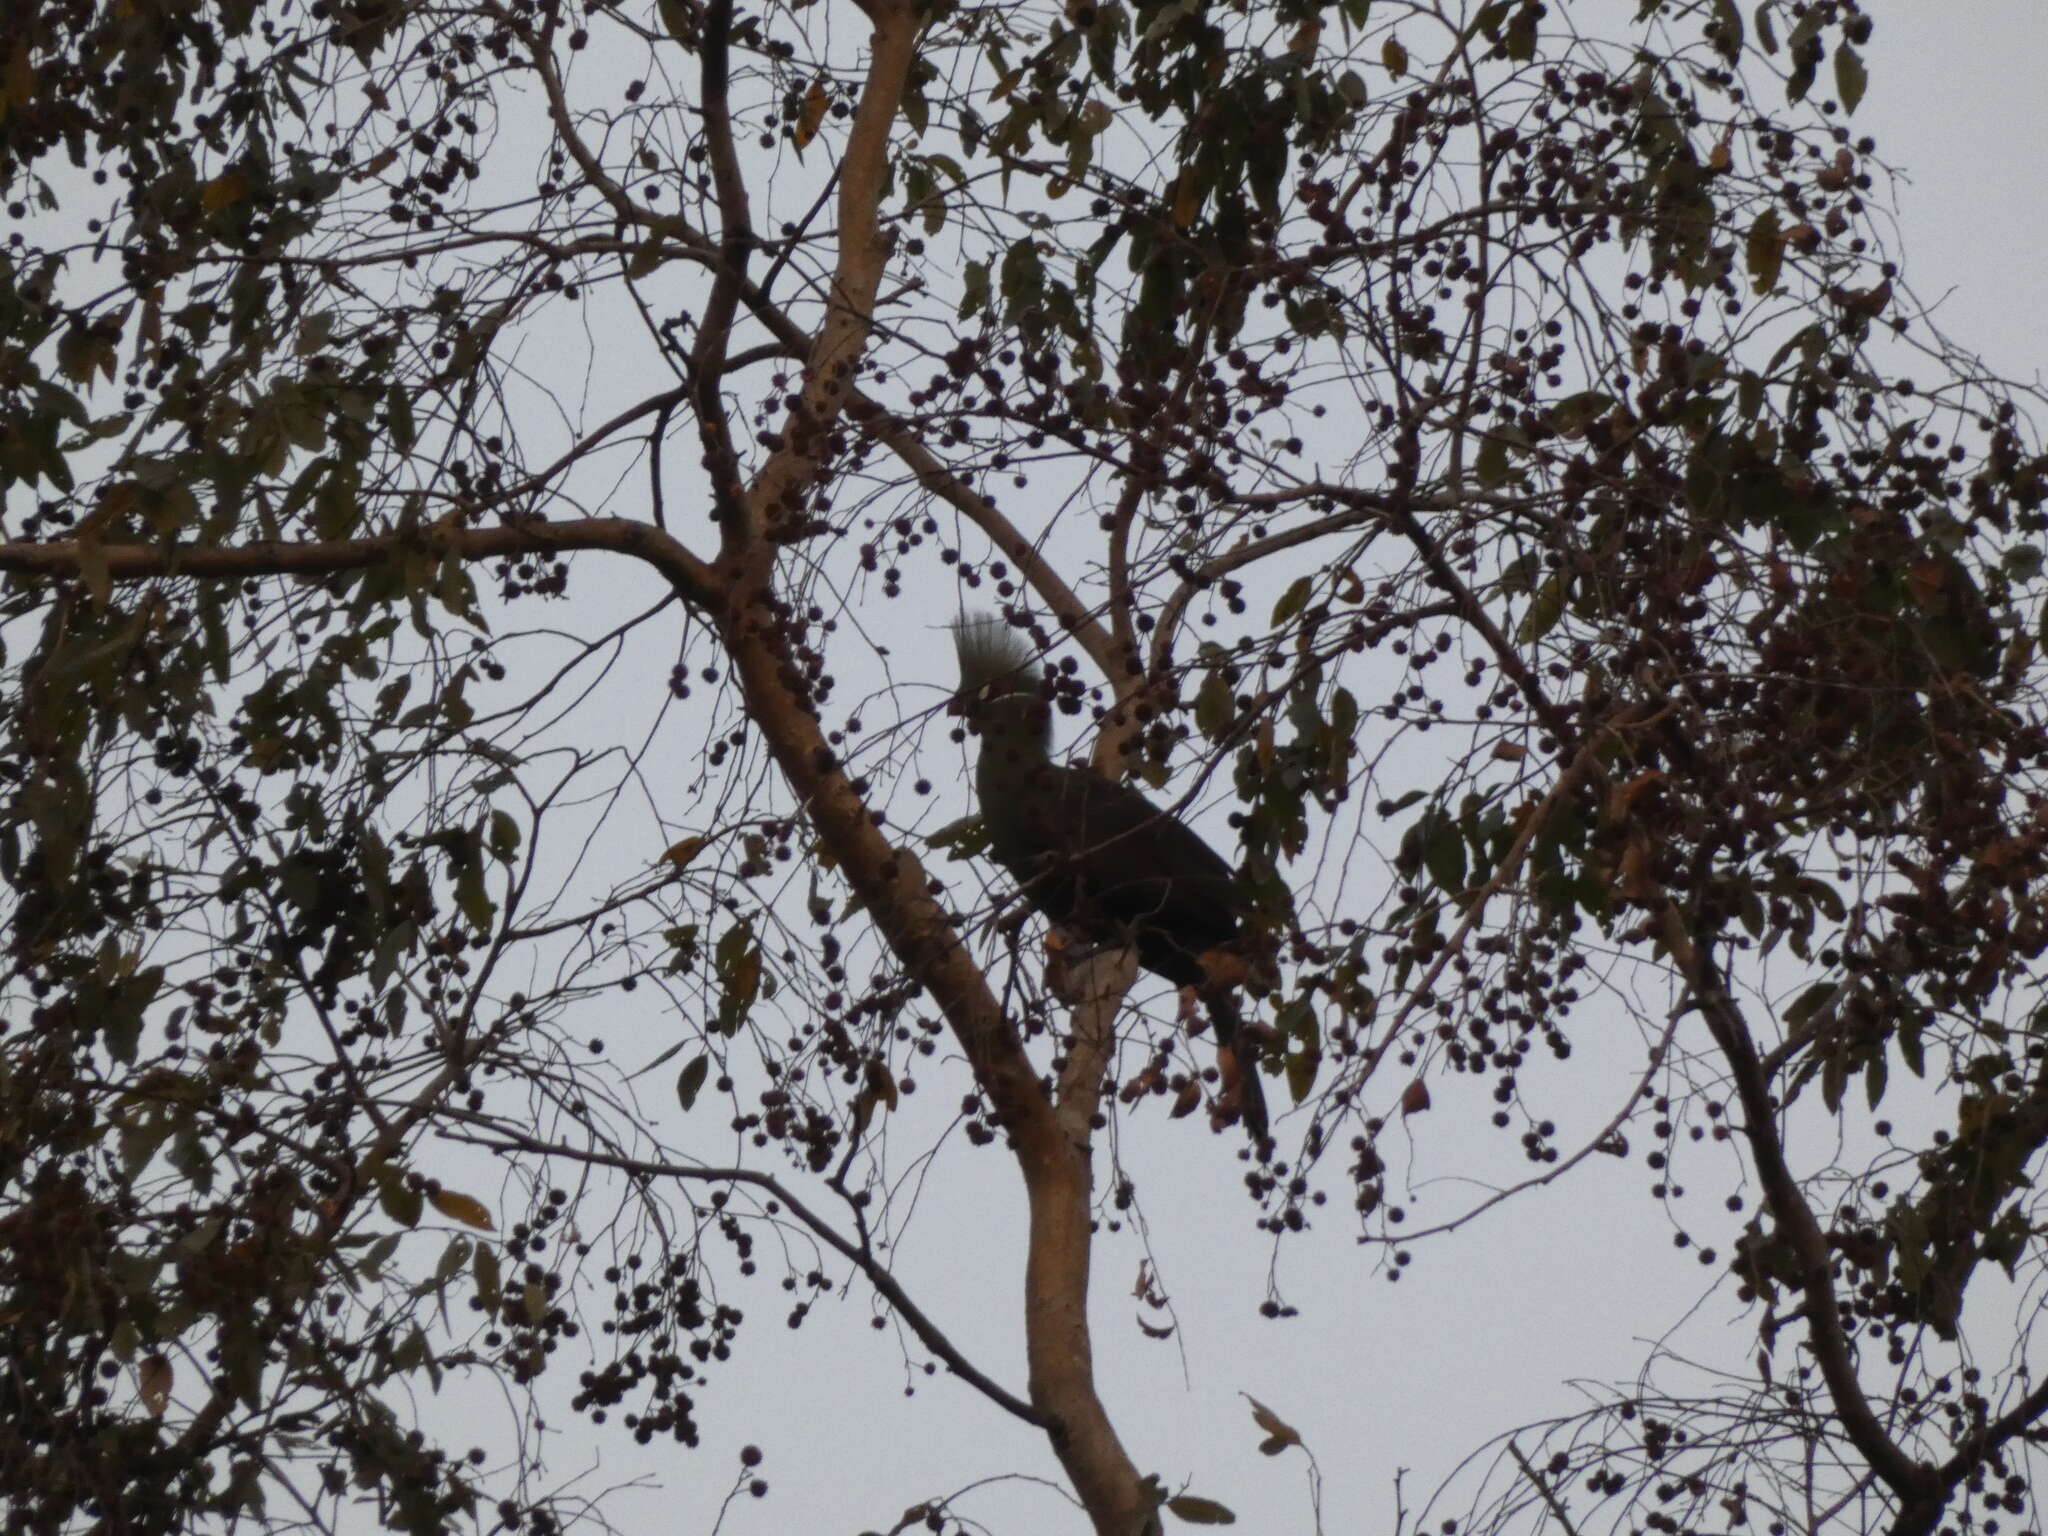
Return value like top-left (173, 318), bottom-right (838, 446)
top-left (951, 614), bottom-right (1270, 1144)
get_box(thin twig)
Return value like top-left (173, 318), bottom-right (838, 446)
top-left (446, 1123), bottom-right (1049, 1428)
top-left (1508, 1440), bottom-right (1583, 1536)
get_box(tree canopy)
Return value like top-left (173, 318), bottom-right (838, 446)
top-left (2, 0), bottom-right (2047, 1531)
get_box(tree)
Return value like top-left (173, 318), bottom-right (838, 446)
top-left (1, 0), bottom-right (2045, 1530)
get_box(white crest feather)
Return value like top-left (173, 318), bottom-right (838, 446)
top-left (950, 613), bottom-right (1043, 695)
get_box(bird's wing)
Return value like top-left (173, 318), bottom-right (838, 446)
top-left (1064, 768), bottom-right (1234, 884)
top-left (1052, 767), bottom-right (1241, 970)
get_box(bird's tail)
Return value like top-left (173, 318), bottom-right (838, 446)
top-left (1204, 988), bottom-right (1271, 1147)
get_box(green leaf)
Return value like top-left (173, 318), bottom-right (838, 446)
top-left (473, 1243), bottom-right (502, 1311)
top-left (1502, 1), bottom-right (1539, 60)
top-left (676, 1053), bottom-right (709, 1111)
top-left (1515, 573), bottom-right (1566, 644)
top-left (375, 1166), bottom-right (423, 1228)
top-left (1474, 431), bottom-right (1512, 490)
top-left (714, 920), bottom-right (762, 1036)
top-left (1833, 43), bottom-right (1867, 115)
top-left (1899, 1016), bottom-right (1927, 1078)
top-left (360, 1233), bottom-right (404, 1280)
top-left (624, 240), bottom-right (666, 280)
top-left (76, 528), bottom-right (111, 612)
top-left (1786, 47), bottom-right (1818, 104)
top-left (455, 862), bottom-right (495, 931)
top-left (1820, 1050), bottom-right (1846, 1114)
top-left (386, 383), bottom-right (416, 452)
top-left (1782, 981), bottom-right (1835, 1030)
top-left (960, 259), bottom-right (990, 320)
top-left (1708, 0), bottom-right (1744, 62)
top-left (1550, 390), bottom-right (1613, 434)
top-left (656, 0), bottom-right (695, 43)
top-left (432, 1235), bottom-right (471, 1291)
top-left (1272, 576), bottom-right (1312, 625)
top-left (1799, 877), bottom-right (1845, 922)
top-left (1195, 670), bottom-right (1235, 739)
top-left (1745, 208), bottom-right (1784, 293)
top-left (1284, 1040), bottom-right (1320, 1104)
top-left (923, 815), bottom-right (990, 860)
top-left (294, 310), bottom-right (335, 356)
top-left (1494, 552), bottom-right (1539, 596)
top-left (313, 467), bottom-right (359, 539)
top-left (1422, 811), bottom-right (1466, 895)
top-left (487, 809), bottom-right (521, 862)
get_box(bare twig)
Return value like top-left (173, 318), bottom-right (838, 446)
top-left (1508, 1440), bottom-right (1583, 1536)
top-left (444, 1124), bottom-right (1049, 1428)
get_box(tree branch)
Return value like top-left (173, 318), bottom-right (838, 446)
top-left (1652, 901), bottom-right (1938, 1505)
top-left (708, 7), bottom-right (1150, 1519)
top-left (854, 397), bottom-right (1120, 680)
top-left (690, 0), bottom-right (756, 539)
top-left (0, 518), bottom-right (721, 608)
top-left (720, 608), bottom-right (1152, 1534)
top-left (442, 1124), bottom-right (1049, 1429)
top-left (1052, 944), bottom-right (1137, 1148)
top-left (729, 0), bottom-right (913, 554)
top-left (1149, 505), bottom-right (1379, 678)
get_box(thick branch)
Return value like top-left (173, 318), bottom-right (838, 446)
top-left (730, 0), bottom-right (914, 551)
top-left (1653, 903), bottom-right (1938, 1505)
top-left (707, 13), bottom-right (1149, 1515)
top-left (690, 0), bottom-right (755, 536)
top-left (719, 615), bottom-right (1151, 1534)
top-left (856, 398), bottom-right (1119, 678)
top-left (0, 518), bottom-right (720, 607)
top-left (1052, 945), bottom-right (1137, 1150)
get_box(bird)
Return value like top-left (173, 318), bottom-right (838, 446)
top-left (950, 614), bottom-right (1270, 1143)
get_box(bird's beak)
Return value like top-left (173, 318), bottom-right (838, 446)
top-left (946, 681), bottom-right (995, 718)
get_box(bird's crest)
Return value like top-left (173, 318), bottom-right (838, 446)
top-left (951, 613), bottom-right (1053, 756)
top-left (950, 613), bottom-right (1043, 698)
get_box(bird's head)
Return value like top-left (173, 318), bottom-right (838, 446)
top-left (950, 614), bottom-right (1053, 754)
